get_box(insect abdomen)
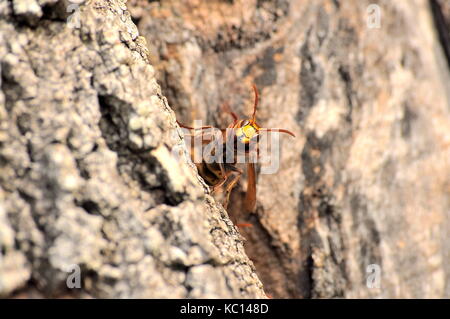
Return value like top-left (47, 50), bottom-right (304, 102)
top-left (196, 162), bottom-right (224, 186)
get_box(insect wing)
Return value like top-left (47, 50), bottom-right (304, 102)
top-left (245, 162), bottom-right (257, 212)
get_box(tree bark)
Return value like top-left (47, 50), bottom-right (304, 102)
top-left (130, 0), bottom-right (450, 298)
top-left (0, 0), bottom-right (265, 298)
top-left (1, 0), bottom-right (450, 299)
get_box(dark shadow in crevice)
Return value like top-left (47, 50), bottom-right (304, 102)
top-left (430, 0), bottom-right (450, 68)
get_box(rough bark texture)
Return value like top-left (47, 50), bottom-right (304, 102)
top-left (130, 0), bottom-right (450, 298)
top-left (0, 0), bottom-right (265, 298)
top-left (1, 0), bottom-right (449, 299)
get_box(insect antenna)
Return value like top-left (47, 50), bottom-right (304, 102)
top-left (221, 102), bottom-right (238, 123)
top-left (259, 128), bottom-right (296, 137)
top-left (176, 120), bottom-right (213, 130)
top-left (251, 84), bottom-right (259, 123)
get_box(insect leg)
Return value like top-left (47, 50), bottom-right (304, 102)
top-left (223, 167), bottom-right (243, 209)
top-left (211, 162), bottom-right (228, 193)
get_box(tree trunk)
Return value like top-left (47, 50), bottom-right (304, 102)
top-left (0, 0), bottom-right (265, 298)
top-left (1, 0), bottom-right (449, 299)
top-left (130, 0), bottom-right (450, 298)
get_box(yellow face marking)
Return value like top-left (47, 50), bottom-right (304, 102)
top-left (236, 122), bottom-right (259, 144)
top-left (242, 124), bottom-right (256, 137)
